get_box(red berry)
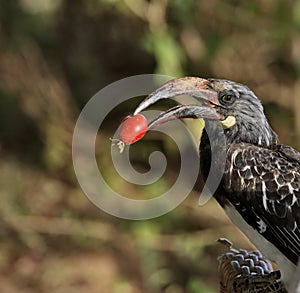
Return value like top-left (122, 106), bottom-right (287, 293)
top-left (117, 114), bottom-right (148, 145)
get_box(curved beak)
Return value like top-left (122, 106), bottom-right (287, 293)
top-left (133, 77), bottom-right (224, 128)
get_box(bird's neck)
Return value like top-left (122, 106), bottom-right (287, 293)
top-left (223, 117), bottom-right (278, 147)
top-left (199, 119), bottom-right (278, 181)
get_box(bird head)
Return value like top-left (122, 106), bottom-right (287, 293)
top-left (134, 77), bottom-right (278, 146)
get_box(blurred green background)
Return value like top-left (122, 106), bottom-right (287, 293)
top-left (1, 0), bottom-right (300, 292)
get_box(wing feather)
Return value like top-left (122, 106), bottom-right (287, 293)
top-left (223, 143), bottom-right (300, 265)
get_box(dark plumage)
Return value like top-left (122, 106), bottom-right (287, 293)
top-left (223, 143), bottom-right (300, 257)
top-left (133, 77), bottom-right (300, 289)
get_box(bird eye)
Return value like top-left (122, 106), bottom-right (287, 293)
top-left (219, 93), bottom-right (236, 106)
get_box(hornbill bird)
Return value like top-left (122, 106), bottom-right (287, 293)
top-left (132, 77), bottom-right (300, 290)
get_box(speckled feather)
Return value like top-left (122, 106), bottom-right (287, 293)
top-left (223, 143), bottom-right (300, 265)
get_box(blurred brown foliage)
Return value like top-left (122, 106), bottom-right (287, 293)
top-left (1, 0), bottom-right (300, 292)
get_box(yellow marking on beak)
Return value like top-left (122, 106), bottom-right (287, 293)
top-left (221, 116), bottom-right (236, 129)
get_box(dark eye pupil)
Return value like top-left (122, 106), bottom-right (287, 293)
top-left (224, 95), bottom-right (233, 102)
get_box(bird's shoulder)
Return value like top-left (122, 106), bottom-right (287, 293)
top-left (273, 144), bottom-right (300, 163)
top-left (223, 142), bottom-right (300, 214)
top-left (224, 143), bottom-right (300, 196)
